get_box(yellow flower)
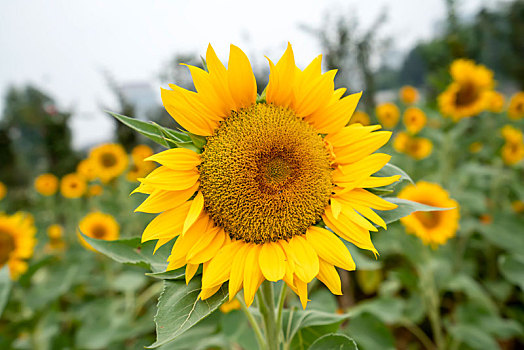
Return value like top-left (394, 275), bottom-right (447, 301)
top-left (78, 212), bottom-right (120, 251)
top-left (135, 44), bottom-right (398, 308)
top-left (0, 181), bottom-right (6, 201)
top-left (349, 110), bottom-right (370, 126)
top-left (89, 143), bottom-right (129, 183)
top-left (501, 140), bottom-right (524, 166)
top-left (131, 144), bottom-right (154, 164)
top-left (508, 92), bottom-right (524, 120)
top-left (501, 125), bottom-right (523, 144)
top-left (438, 59), bottom-right (494, 121)
top-left (77, 159), bottom-right (97, 181)
top-left (87, 184), bottom-right (103, 197)
top-left (393, 132), bottom-right (432, 160)
top-left (0, 212), bottom-right (36, 279)
top-left (34, 173), bottom-right (59, 196)
top-left (219, 299), bottom-right (242, 313)
top-left (60, 173), bottom-right (86, 198)
top-left (402, 107), bottom-right (426, 134)
top-left (399, 85), bottom-right (419, 105)
top-left (376, 102), bottom-right (400, 129)
top-left (398, 182), bottom-right (459, 246)
top-left (469, 142), bottom-right (483, 154)
top-left (512, 200), bottom-right (524, 214)
top-left (486, 91), bottom-right (505, 113)
top-left (46, 224), bottom-right (65, 251)
top-left (128, 144), bottom-right (156, 182)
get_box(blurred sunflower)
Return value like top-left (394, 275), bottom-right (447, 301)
top-left (438, 59), bottom-right (494, 121)
top-left (398, 181), bottom-right (459, 246)
top-left (60, 173), bottom-right (86, 199)
top-left (46, 224), bottom-right (65, 251)
top-left (486, 91), bottom-right (505, 113)
top-left (399, 85), bottom-right (419, 105)
top-left (0, 181), bottom-right (6, 201)
top-left (508, 92), bottom-right (524, 120)
top-left (376, 102), bottom-right (400, 129)
top-left (34, 173), bottom-right (59, 196)
top-left (78, 212), bottom-right (120, 251)
top-left (127, 144), bottom-right (156, 182)
top-left (0, 212), bottom-right (36, 279)
top-left (393, 132), bottom-right (432, 160)
top-left (501, 140), bottom-right (524, 165)
top-left (77, 159), bottom-right (97, 181)
top-left (219, 299), bottom-right (242, 313)
top-left (512, 200), bottom-right (524, 214)
top-left (135, 44), bottom-right (399, 308)
top-left (89, 143), bottom-right (129, 183)
top-left (131, 144), bottom-right (154, 164)
top-left (469, 142), bottom-right (483, 154)
top-left (501, 125), bottom-right (523, 144)
top-left (403, 107), bottom-right (427, 134)
top-left (349, 110), bottom-right (370, 125)
top-left (87, 184), bottom-right (103, 197)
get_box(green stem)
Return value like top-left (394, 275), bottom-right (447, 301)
top-left (400, 318), bottom-right (436, 350)
top-left (258, 281), bottom-right (279, 350)
top-left (275, 283), bottom-right (287, 342)
top-left (237, 295), bottom-right (266, 350)
top-left (421, 248), bottom-right (444, 350)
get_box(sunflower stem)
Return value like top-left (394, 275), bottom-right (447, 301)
top-left (237, 295), bottom-right (267, 350)
top-left (258, 281), bottom-right (279, 350)
top-left (275, 283), bottom-right (287, 343)
top-left (421, 247), bottom-right (444, 350)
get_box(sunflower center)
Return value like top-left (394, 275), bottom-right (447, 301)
top-left (91, 224), bottom-right (107, 239)
top-left (414, 211), bottom-right (441, 229)
top-left (199, 103), bottom-right (333, 244)
top-left (455, 83), bottom-right (478, 107)
top-left (101, 152), bottom-right (117, 167)
top-left (0, 229), bottom-right (15, 265)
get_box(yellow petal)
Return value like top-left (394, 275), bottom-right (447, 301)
top-left (317, 259), bottom-right (342, 295)
top-left (228, 45), bottom-right (257, 110)
top-left (199, 283), bottom-right (223, 300)
top-left (306, 226), bottom-right (355, 271)
top-left (146, 148), bottom-right (201, 171)
top-left (333, 131), bottom-right (392, 165)
top-left (266, 43), bottom-right (296, 107)
top-left (141, 202), bottom-right (191, 243)
top-left (243, 244), bottom-right (264, 307)
top-left (288, 235), bottom-right (319, 283)
top-left (183, 191), bottom-right (204, 235)
top-left (258, 242), bottom-right (286, 282)
top-left (229, 243), bottom-right (250, 300)
top-left (185, 263), bottom-right (199, 284)
top-left (139, 166), bottom-right (199, 192)
top-left (167, 214), bottom-right (210, 268)
top-left (359, 175), bottom-right (401, 188)
top-left (134, 181), bottom-right (199, 213)
top-left (201, 240), bottom-right (243, 289)
top-left (131, 182), bottom-right (154, 195)
top-left (294, 275), bottom-right (309, 309)
top-left (187, 228), bottom-right (226, 264)
top-left (312, 91), bottom-right (362, 134)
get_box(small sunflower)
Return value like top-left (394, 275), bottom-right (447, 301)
top-left (46, 224), bottom-right (65, 251)
top-left (131, 144), bottom-right (154, 164)
top-left (376, 102), bottom-right (400, 129)
top-left (398, 181), bottom-right (459, 246)
top-left (512, 200), bottom-right (524, 214)
top-left (87, 184), bottom-right (103, 197)
top-left (34, 173), bottom-right (59, 196)
top-left (78, 212), bottom-right (120, 251)
top-left (135, 44), bottom-right (399, 308)
top-left (402, 107), bottom-right (427, 134)
top-left (77, 159), bottom-right (97, 181)
top-left (501, 140), bottom-right (524, 166)
top-left (393, 132), bottom-right (433, 160)
top-left (89, 143), bottom-right (129, 183)
top-left (399, 85), bottom-right (419, 105)
top-left (508, 92), bottom-right (524, 120)
top-left (219, 299), bottom-right (242, 313)
top-left (128, 144), bottom-right (156, 182)
top-left (501, 125), bottom-right (523, 144)
top-left (349, 110), bottom-right (370, 126)
top-left (438, 59), bottom-right (494, 121)
top-left (469, 142), bottom-right (483, 154)
top-left (0, 212), bottom-right (36, 279)
top-left (486, 91), bottom-right (505, 113)
top-left (60, 173), bottom-right (87, 199)
top-left (0, 181), bottom-right (6, 201)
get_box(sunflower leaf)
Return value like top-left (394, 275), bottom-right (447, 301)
top-left (0, 265), bottom-right (11, 316)
top-left (376, 198), bottom-right (453, 225)
top-left (374, 163), bottom-right (413, 184)
top-left (148, 280), bottom-right (228, 348)
top-left (309, 334), bottom-right (359, 350)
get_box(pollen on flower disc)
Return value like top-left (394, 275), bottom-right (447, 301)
top-left (199, 104), bottom-right (333, 244)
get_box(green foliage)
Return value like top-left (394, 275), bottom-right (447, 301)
top-left (0, 266), bottom-right (10, 316)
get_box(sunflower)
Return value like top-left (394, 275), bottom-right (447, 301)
top-left (393, 132), bottom-right (433, 160)
top-left (399, 85), bottom-right (419, 105)
top-left (46, 224), bottom-right (65, 251)
top-left (398, 181), bottom-right (459, 246)
top-left (375, 102), bottom-right (400, 129)
top-left (438, 59), bottom-right (494, 121)
top-left (134, 44), bottom-right (399, 308)
top-left (128, 144), bottom-right (156, 182)
top-left (501, 125), bottom-right (523, 144)
top-left (508, 92), bottom-right (524, 120)
top-left (131, 144), bottom-right (154, 164)
top-left (87, 184), bottom-right (103, 197)
top-left (89, 143), bottom-right (129, 183)
top-left (468, 142), bottom-right (483, 154)
top-left (78, 212), bottom-right (120, 251)
top-left (486, 91), bottom-right (505, 113)
top-left (77, 159), bottom-right (97, 181)
top-left (403, 107), bottom-right (426, 134)
top-left (0, 212), bottom-right (36, 279)
top-left (219, 298), bottom-right (242, 313)
top-left (0, 181), bottom-right (6, 201)
top-left (512, 200), bottom-right (524, 214)
top-left (349, 110), bottom-right (370, 126)
top-left (60, 173), bottom-right (87, 199)
top-left (501, 140), bottom-right (524, 166)
top-left (34, 173), bottom-right (59, 196)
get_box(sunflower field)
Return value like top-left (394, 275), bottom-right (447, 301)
top-left (1, 1), bottom-right (524, 350)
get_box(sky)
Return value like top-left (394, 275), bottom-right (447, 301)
top-left (0, 0), bottom-right (488, 149)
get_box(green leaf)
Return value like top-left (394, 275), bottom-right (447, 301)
top-left (479, 215), bottom-right (524, 256)
top-left (344, 313), bottom-right (395, 350)
top-left (376, 198), bottom-right (453, 225)
top-left (0, 265), bottom-right (11, 316)
top-left (374, 163), bottom-right (413, 184)
top-left (348, 297), bottom-right (404, 324)
top-left (499, 254), bottom-right (524, 290)
top-left (283, 309), bottom-right (350, 345)
top-left (449, 324), bottom-right (499, 350)
top-left (309, 334), bottom-right (358, 350)
top-left (146, 268), bottom-right (186, 280)
top-left (149, 280), bottom-right (228, 348)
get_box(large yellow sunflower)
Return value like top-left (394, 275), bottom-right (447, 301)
top-left (438, 59), bottom-right (494, 121)
top-left (135, 44), bottom-right (399, 308)
top-left (398, 181), bottom-right (459, 246)
top-left (0, 212), bottom-right (36, 279)
top-left (78, 212), bottom-right (120, 251)
top-left (89, 143), bottom-right (129, 183)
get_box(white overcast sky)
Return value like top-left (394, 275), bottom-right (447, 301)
top-left (0, 0), bottom-right (490, 149)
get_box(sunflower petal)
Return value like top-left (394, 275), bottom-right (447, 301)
top-left (306, 226), bottom-right (355, 271)
top-left (228, 45), bottom-right (257, 110)
top-left (243, 244), bottom-right (264, 307)
top-left (288, 235), bottom-right (319, 283)
top-left (317, 259), bottom-right (342, 295)
top-left (259, 242), bottom-right (286, 282)
top-left (145, 148), bottom-right (201, 171)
